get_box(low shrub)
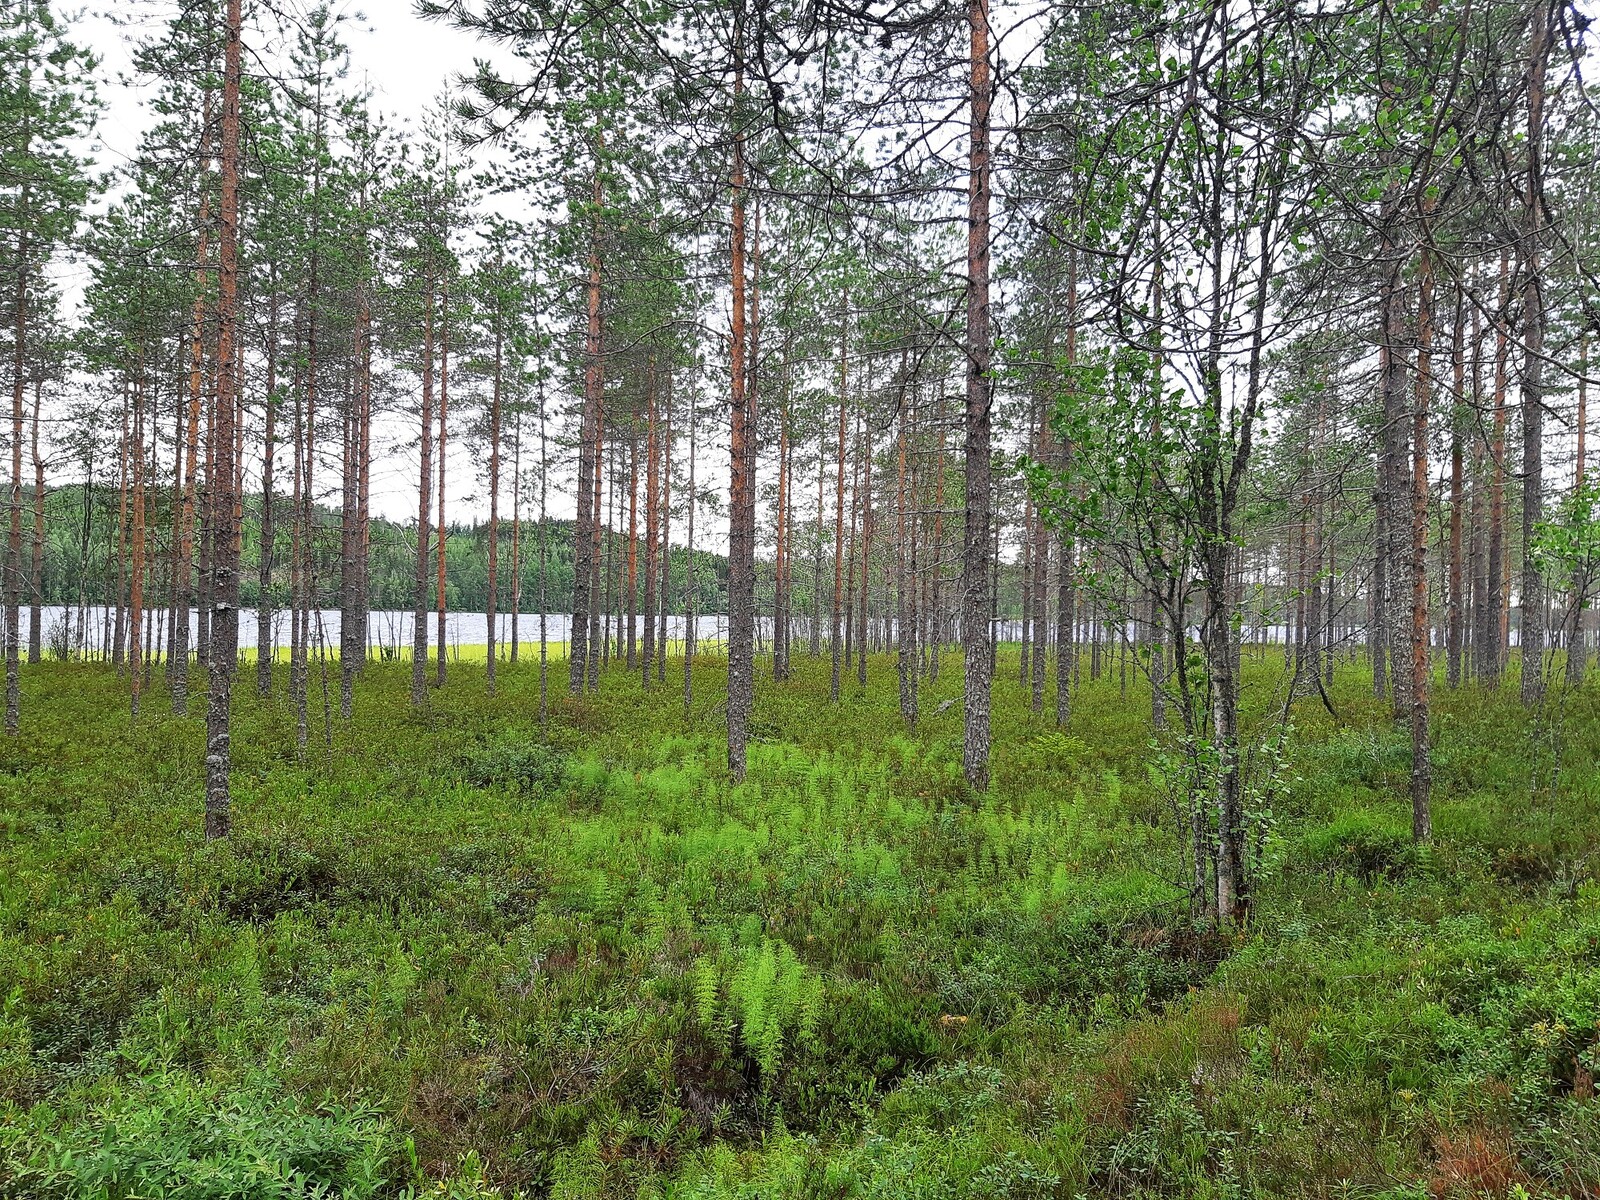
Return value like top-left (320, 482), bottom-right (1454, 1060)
top-left (1300, 810), bottom-right (1417, 883)
top-left (460, 739), bottom-right (568, 796)
top-left (1, 1068), bottom-right (395, 1198)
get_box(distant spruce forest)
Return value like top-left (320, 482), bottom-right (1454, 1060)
top-left (34, 483), bottom-right (733, 614)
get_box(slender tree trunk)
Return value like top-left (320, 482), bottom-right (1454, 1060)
top-left (486, 285), bottom-right (502, 695)
top-left (1568, 334), bottom-right (1589, 687)
top-left (6, 180), bottom-right (26, 733)
top-left (436, 282), bottom-right (449, 686)
top-left (1291, 514), bottom-right (1306, 678)
top-left (962, 0), bottom-right (995, 789)
top-left (1019, 491), bottom-right (1033, 686)
top-left (295, 107), bottom-right (328, 753)
top-left (1020, 493), bottom-right (1033, 687)
top-left (896, 389), bottom-right (917, 728)
top-left (846, 414), bottom-right (859, 675)
top-left (604, 437), bottom-right (617, 669)
top-left (774, 394), bottom-right (790, 682)
top-left (1520, 0), bottom-right (1551, 706)
top-left (172, 105), bottom-right (212, 710)
top-left (1372, 473), bottom-right (1387, 697)
top-left (932, 401), bottom-right (950, 684)
top-left (857, 414), bottom-right (871, 689)
top-left (511, 406), bottom-right (521, 666)
top-left (341, 227), bottom-right (372, 715)
top-left (75, 472), bottom-right (91, 661)
top-left (27, 378), bottom-right (43, 666)
top-left (356, 244), bottom-right (373, 676)
top-left (726, 55), bottom-right (755, 781)
top-left (538, 396), bottom-right (549, 725)
top-left (747, 197), bottom-right (763, 677)
top-left (1485, 256), bottom-right (1509, 685)
top-left (1031, 423), bottom-right (1049, 714)
top-left (1411, 238), bottom-right (1435, 842)
top-left (290, 342), bottom-right (304, 729)
top-left (257, 278), bottom-right (279, 696)
top-left (988, 481), bottom-right (999, 679)
top-left (1198, 121), bottom-right (1248, 925)
top-left (626, 429), bottom-right (638, 672)
top-left (587, 401), bottom-right (603, 691)
top-left (657, 370), bottom-right (671, 684)
top-left (114, 380), bottom-right (128, 669)
top-left (604, 441), bottom-right (617, 672)
top-left (643, 355), bottom-right (659, 681)
top-left (1468, 322), bottom-right (1485, 687)
top-left (203, 0), bottom-right (243, 840)
top-left (338, 372), bottom-right (355, 710)
top-left (813, 409), bottom-right (825, 659)
top-left (413, 269), bottom-right (434, 706)
top-left (197, 348), bottom-right (214, 668)
top-left (1057, 252), bottom-right (1077, 727)
top-left (129, 372), bottom-right (145, 720)
top-left (1379, 192), bottom-right (1412, 718)
top-left (571, 155), bottom-right (603, 693)
top-left (684, 355), bottom-right (698, 715)
top-left (295, 272), bottom-right (319, 753)
top-left (1447, 292), bottom-right (1465, 689)
top-left (1304, 393), bottom-right (1324, 694)
top-left (831, 307), bottom-right (848, 702)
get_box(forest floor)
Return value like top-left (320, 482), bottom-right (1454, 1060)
top-left (2, 650), bottom-right (1599, 1198)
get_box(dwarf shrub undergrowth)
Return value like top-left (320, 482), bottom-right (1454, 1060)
top-left (0, 651), bottom-right (1597, 1197)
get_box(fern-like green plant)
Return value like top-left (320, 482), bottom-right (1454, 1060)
top-left (691, 959), bottom-right (722, 1035)
top-left (691, 939), bottom-right (824, 1082)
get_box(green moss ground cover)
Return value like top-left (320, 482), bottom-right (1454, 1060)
top-left (1, 652), bottom-right (1598, 1198)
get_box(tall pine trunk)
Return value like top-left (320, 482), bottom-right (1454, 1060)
top-left (1056, 252), bottom-right (1077, 727)
top-left (1447, 293), bottom-right (1465, 689)
top-left (436, 283), bottom-right (450, 686)
top-left (726, 48), bottom-right (756, 781)
top-left (203, 0), bottom-right (243, 840)
top-left (257, 277), bottom-right (278, 696)
top-left (114, 381), bottom-right (128, 669)
top-left (129, 372), bottom-right (146, 719)
top-left (962, 0), bottom-right (995, 789)
top-left (172, 103), bottom-right (212, 711)
top-left (1568, 334), bottom-right (1589, 687)
top-left (1520, 0), bottom-right (1550, 706)
top-left (1410, 237), bottom-right (1435, 842)
top-left (857, 415), bottom-right (871, 689)
top-left (1378, 192), bottom-right (1412, 718)
top-left (643, 357), bottom-right (659, 683)
top-left (657, 370), bottom-right (671, 684)
top-left (831, 308), bottom-right (848, 702)
top-left (896, 389), bottom-right (917, 728)
top-left (7, 175), bottom-right (26, 734)
top-left (412, 269), bottom-right (434, 706)
top-left (486, 284), bottom-right (502, 695)
top-left (571, 156), bottom-right (603, 693)
top-left (1483, 256), bottom-right (1509, 684)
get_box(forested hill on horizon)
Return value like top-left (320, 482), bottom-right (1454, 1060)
top-left (26, 484), bottom-right (733, 613)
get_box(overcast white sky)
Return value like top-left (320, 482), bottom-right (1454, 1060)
top-left (79, 0), bottom-right (488, 166)
top-left (65, 2), bottom-right (609, 531)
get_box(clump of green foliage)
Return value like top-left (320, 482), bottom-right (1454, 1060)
top-left (3, 1068), bottom-right (394, 1198)
top-left (1300, 809), bottom-right (1418, 882)
top-left (460, 738), bottom-right (569, 795)
top-left (691, 939), bottom-right (825, 1080)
